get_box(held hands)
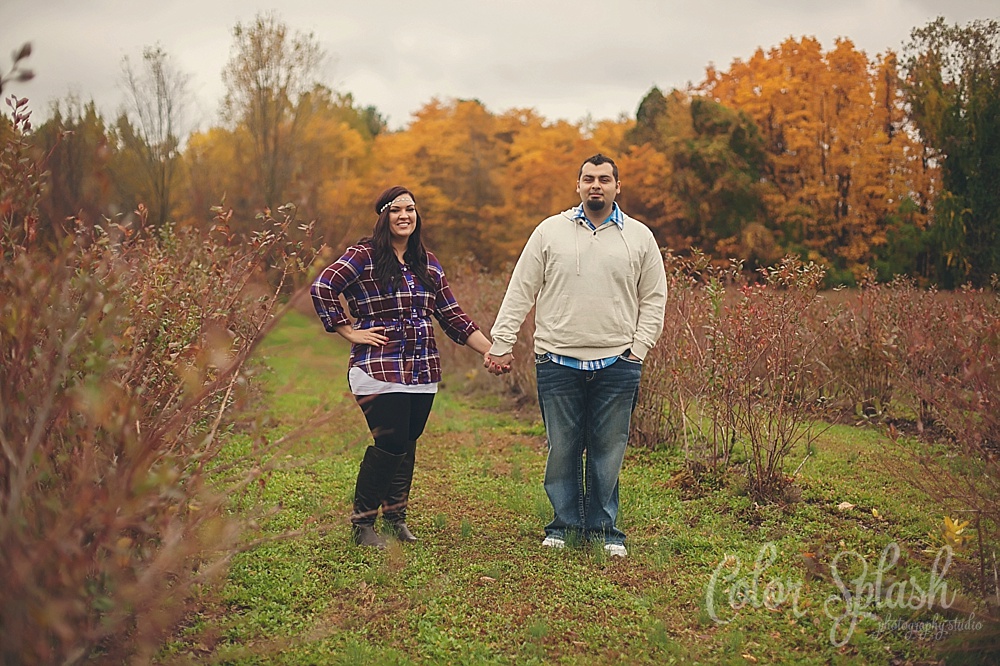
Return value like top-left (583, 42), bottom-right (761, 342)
top-left (484, 352), bottom-right (513, 376)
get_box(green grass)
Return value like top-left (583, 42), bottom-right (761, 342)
top-left (162, 311), bottom-right (981, 665)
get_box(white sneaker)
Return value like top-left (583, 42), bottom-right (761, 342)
top-left (604, 543), bottom-right (627, 558)
top-left (541, 536), bottom-right (565, 549)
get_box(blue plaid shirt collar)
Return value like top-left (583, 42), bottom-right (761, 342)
top-left (571, 202), bottom-right (624, 231)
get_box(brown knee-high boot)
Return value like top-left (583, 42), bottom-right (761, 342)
top-left (381, 440), bottom-right (417, 543)
top-left (351, 446), bottom-right (405, 548)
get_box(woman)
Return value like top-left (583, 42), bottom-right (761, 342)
top-left (310, 186), bottom-right (502, 549)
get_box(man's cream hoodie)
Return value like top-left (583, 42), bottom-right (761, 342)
top-left (489, 208), bottom-right (667, 361)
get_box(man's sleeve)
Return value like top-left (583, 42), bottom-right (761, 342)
top-left (489, 228), bottom-right (545, 357)
top-left (630, 235), bottom-right (667, 360)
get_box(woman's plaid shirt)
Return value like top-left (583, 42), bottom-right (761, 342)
top-left (310, 243), bottom-right (479, 385)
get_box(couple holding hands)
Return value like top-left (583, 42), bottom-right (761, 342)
top-left (310, 154), bottom-right (667, 558)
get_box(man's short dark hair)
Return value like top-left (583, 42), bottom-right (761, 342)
top-left (578, 154), bottom-right (619, 181)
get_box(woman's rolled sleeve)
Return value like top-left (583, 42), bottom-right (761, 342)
top-left (310, 247), bottom-right (365, 332)
top-left (428, 256), bottom-right (478, 344)
top-left (434, 279), bottom-right (479, 344)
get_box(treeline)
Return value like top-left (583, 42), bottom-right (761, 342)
top-left (9, 14), bottom-right (1000, 286)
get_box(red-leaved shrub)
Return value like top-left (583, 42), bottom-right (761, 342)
top-left (1, 96), bottom-right (315, 663)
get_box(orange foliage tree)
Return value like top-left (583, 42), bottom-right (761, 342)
top-left (180, 125), bottom-right (256, 226)
top-left (286, 86), bottom-right (379, 250)
top-left (700, 37), bottom-right (933, 281)
top-left (21, 19), bottom-right (954, 285)
top-left (486, 109), bottom-right (596, 266)
top-left (370, 99), bottom-right (628, 270)
top-left (371, 99), bottom-right (505, 266)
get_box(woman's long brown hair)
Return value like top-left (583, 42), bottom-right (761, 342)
top-left (363, 186), bottom-right (436, 292)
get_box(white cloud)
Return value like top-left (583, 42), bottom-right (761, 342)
top-left (0, 0), bottom-right (992, 130)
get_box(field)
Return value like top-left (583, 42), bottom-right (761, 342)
top-left (160, 310), bottom-right (986, 665)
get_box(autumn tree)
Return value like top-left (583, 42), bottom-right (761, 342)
top-left (184, 92), bottom-right (382, 248)
top-left (701, 38), bottom-right (931, 282)
top-left (587, 117), bottom-right (631, 157)
top-left (288, 85), bottom-right (381, 249)
top-left (618, 89), bottom-right (685, 251)
top-left (222, 11), bottom-right (324, 211)
top-left (372, 99), bottom-right (507, 266)
top-left (485, 109), bottom-right (596, 265)
top-left (622, 87), bottom-right (773, 264)
top-left (115, 45), bottom-right (190, 229)
top-left (903, 17), bottom-right (1000, 287)
top-left (616, 143), bottom-right (683, 249)
top-left (370, 99), bottom-right (630, 269)
top-left (178, 125), bottom-right (255, 226)
top-left (30, 97), bottom-right (115, 234)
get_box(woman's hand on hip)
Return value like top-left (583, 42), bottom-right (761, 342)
top-left (339, 325), bottom-right (389, 346)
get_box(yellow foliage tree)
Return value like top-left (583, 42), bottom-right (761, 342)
top-left (370, 99), bottom-right (506, 266)
top-left (179, 126), bottom-right (256, 227)
top-left (289, 87), bottom-right (375, 250)
top-left (700, 37), bottom-right (933, 280)
top-left (487, 110), bottom-right (595, 266)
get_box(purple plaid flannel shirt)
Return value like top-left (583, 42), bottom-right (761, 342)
top-left (309, 243), bottom-right (479, 385)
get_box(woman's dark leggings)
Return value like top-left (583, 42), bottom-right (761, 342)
top-left (355, 392), bottom-right (435, 455)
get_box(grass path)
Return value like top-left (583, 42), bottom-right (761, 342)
top-left (166, 311), bottom-right (964, 665)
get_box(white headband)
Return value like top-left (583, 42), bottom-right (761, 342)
top-left (379, 195), bottom-right (415, 214)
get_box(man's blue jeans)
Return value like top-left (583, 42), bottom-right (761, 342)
top-left (535, 354), bottom-right (642, 546)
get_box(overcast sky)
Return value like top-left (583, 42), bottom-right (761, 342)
top-left (1, 0), bottom-right (995, 133)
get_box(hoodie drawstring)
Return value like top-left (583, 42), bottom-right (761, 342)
top-left (575, 220), bottom-right (582, 275)
top-left (618, 225), bottom-right (634, 273)
top-left (565, 209), bottom-right (633, 276)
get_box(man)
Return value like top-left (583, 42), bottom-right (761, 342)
top-left (487, 154), bottom-right (667, 558)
